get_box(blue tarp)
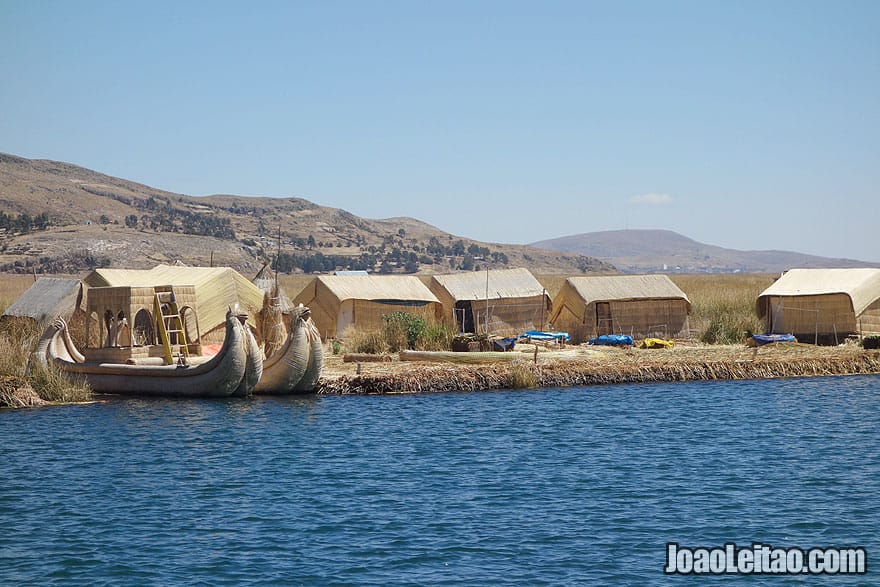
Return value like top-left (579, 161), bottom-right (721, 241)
top-left (519, 330), bottom-right (571, 343)
top-left (588, 334), bottom-right (634, 347)
top-left (752, 333), bottom-right (797, 345)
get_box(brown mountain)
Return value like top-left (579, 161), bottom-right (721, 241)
top-left (531, 229), bottom-right (878, 274)
top-left (0, 153), bottom-right (614, 275)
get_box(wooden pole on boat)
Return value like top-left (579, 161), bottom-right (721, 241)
top-left (275, 225), bottom-right (281, 294)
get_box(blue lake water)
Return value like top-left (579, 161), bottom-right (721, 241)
top-left (1, 375), bottom-right (878, 585)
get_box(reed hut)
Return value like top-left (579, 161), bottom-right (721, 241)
top-left (428, 268), bottom-right (551, 335)
top-left (84, 264), bottom-right (265, 342)
top-left (756, 268), bottom-right (880, 343)
top-left (1, 277), bottom-right (83, 326)
top-left (293, 275), bottom-right (441, 339)
top-left (549, 275), bottom-right (691, 343)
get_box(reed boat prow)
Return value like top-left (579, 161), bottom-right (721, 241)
top-left (255, 304), bottom-right (324, 394)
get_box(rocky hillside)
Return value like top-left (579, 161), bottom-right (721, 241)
top-left (0, 153), bottom-right (614, 275)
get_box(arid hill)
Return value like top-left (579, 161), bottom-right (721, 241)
top-left (0, 153), bottom-right (613, 276)
top-left (531, 229), bottom-right (878, 274)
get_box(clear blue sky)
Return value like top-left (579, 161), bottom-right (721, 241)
top-left (2, 1), bottom-right (878, 261)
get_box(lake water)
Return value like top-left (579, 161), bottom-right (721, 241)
top-left (2, 375), bottom-right (878, 585)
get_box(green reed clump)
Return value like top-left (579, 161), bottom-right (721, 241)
top-left (382, 312), bottom-right (424, 351)
top-left (342, 314), bottom-right (455, 354)
top-left (416, 321), bottom-right (455, 351)
top-left (0, 318), bottom-right (91, 405)
top-left (27, 361), bottom-right (90, 403)
top-left (672, 274), bottom-right (771, 345)
top-left (381, 312), bottom-right (455, 352)
top-left (699, 306), bottom-right (764, 344)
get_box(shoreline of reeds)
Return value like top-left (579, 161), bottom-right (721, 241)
top-left (0, 317), bottom-right (92, 408)
top-left (317, 350), bottom-right (880, 395)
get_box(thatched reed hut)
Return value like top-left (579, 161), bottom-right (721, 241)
top-left (549, 275), bottom-right (691, 343)
top-left (84, 264), bottom-right (265, 342)
top-left (1, 277), bottom-right (83, 326)
top-left (428, 268), bottom-right (551, 335)
top-left (293, 275), bottom-right (441, 339)
top-left (756, 268), bottom-right (880, 343)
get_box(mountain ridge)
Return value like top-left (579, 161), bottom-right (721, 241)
top-left (531, 229), bottom-right (878, 274)
top-left (0, 153), bottom-right (613, 275)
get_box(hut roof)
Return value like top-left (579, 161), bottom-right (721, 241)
top-left (314, 275), bottom-right (439, 304)
top-left (757, 268), bottom-right (880, 316)
top-left (563, 274), bottom-right (691, 308)
top-left (84, 265), bottom-right (265, 331)
top-left (2, 277), bottom-right (82, 324)
top-left (430, 268), bottom-right (546, 301)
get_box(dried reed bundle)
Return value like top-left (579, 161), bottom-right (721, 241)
top-left (319, 349), bottom-right (880, 395)
top-left (343, 353), bottom-right (392, 363)
top-left (399, 350), bottom-right (524, 364)
top-left (260, 288), bottom-right (287, 359)
top-left (0, 376), bottom-right (46, 408)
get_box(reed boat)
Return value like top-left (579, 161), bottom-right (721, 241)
top-left (251, 264), bottom-right (323, 394)
top-left (30, 284), bottom-right (262, 398)
top-left (32, 309), bottom-right (260, 398)
top-left (255, 305), bottom-right (323, 394)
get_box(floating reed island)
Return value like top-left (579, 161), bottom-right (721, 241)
top-left (318, 342), bottom-right (880, 394)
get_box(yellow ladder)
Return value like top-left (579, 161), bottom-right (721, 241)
top-left (154, 288), bottom-right (190, 365)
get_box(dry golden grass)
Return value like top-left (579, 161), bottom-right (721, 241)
top-left (670, 274), bottom-right (773, 343)
top-left (0, 318), bottom-right (91, 406)
top-left (508, 359), bottom-right (538, 389)
top-left (0, 275), bottom-right (44, 314)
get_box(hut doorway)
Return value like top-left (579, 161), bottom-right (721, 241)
top-left (454, 301), bottom-right (475, 333)
top-left (133, 309), bottom-right (154, 346)
top-left (596, 302), bottom-right (612, 335)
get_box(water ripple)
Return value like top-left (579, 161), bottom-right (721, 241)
top-left (1, 375), bottom-right (878, 584)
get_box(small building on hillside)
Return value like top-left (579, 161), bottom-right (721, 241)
top-left (549, 274), bottom-right (691, 343)
top-left (756, 268), bottom-right (880, 343)
top-left (293, 275), bottom-right (441, 339)
top-left (428, 268), bottom-right (551, 334)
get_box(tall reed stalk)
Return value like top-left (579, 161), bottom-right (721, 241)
top-left (670, 274), bottom-right (771, 344)
top-left (0, 318), bottom-right (91, 405)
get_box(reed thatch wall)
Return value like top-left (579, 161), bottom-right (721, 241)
top-left (761, 293), bottom-right (857, 340)
top-left (1, 277), bottom-right (82, 325)
top-left (550, 275), bottom-right (691, 343)
top-left (756, 268), bottom-right (880, 339)
top-left (294, 275), bottom-right (441, 339)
